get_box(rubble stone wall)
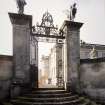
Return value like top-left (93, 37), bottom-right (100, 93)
top-left (80, 58), bottom-right (105, 102)
top-left (0, 55), bottom-right (13, 99)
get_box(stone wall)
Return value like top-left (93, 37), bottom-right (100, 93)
top-left (80, 58), bottom-right (105, 102)
top-left (0, 55), bottom-right (13, 99)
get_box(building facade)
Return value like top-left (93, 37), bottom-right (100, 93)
top-left (41, 41), bottom-right (105, 88)
top-left (39, 56), bottom-right (49, 87)
top-left (80, 43), bottom-right (105, 59)
top-left (39, 41), bottom-right (64, 87)
top-left (48, 46), bottom-right (57, 85)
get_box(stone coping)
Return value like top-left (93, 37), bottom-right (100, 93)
top-left (8, 13), bottom-right (32, 23)
top-left (0, 55), bottom-right (13, 61)
top-left (80, 57), bottom-right (105, 64)
top-left (81, 43), bottom-right (105, 50)
top-left (60, 20), bottom-right (83, 30)
top-left (8, 13), bottom-right (32, 30)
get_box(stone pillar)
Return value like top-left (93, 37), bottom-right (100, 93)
top-left (56, 42), bottom-right (64, 88)
top-left (61, 21), bottom-right (83, 92)
top-left (9, 13), bottom-right (32, 86)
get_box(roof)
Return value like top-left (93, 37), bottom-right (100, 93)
top-left (81, 43), bottom-right (105, 50)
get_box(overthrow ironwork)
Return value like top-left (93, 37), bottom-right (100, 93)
top-left (31, 11), bottom-right (65, 43)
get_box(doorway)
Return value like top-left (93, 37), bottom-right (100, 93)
top-left (31, 11), bottom-right (65, 88)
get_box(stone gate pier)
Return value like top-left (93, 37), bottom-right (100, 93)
top-left (9, 13), bottom-right (38, 97)
top-left (61, 21), bottom-right (83, 92)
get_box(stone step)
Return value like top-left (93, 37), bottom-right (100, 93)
top-left (15, 95), bottom-right (79, 102)
top-left (11, 98), bottom-right (84, 105)
top-left (23, 92), bottom-right (73, 98)
top-left (0, 99), bottom-right (91, 105)
top-left (31, 90), bottom-right (66, 94)
top-left (35, 88), bottom-right (64, 90)
top-left (79, 102), bottom-right (90, 105)
top-left (0, 89), bottom-right (98, 105)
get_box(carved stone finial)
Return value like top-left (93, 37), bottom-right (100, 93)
top-left (70, 3), bottom-right (77, 21)
top-left (15, 0), bottom-right (27, 14)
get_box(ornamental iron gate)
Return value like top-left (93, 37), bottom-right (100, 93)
top-left (30, 11), bottom-right (65, 87)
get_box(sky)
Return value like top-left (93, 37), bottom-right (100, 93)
top-left (0, 0), bottom-right (105, 55)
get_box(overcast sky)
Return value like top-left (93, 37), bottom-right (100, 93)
top-left (0, 0), bottom-right (105, 55)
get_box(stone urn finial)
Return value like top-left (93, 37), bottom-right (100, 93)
top-left (15, 0), bottom-right (27, 14)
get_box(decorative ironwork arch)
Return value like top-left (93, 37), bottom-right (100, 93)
top-left (31, 11), bottom-right (65, 43)
top-left (41, 11), bottom-right (54, 27)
